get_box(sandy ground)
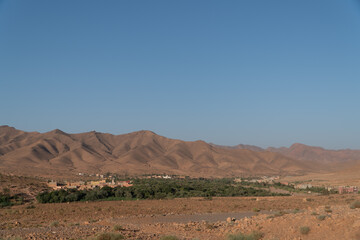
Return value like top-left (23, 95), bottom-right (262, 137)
top-left (281, 171), bottom-right (360, 187)
top-left (1, 195), bottom-right (360, 239)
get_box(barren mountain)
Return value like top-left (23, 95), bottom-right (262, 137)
top-left (267, 143), bottom-right (360, 164)
top-left (213, 143), bottom-right (360, 172)
top-left (210, 143), bottom-right (264, 152)
top-left (0, 126), bottom-right (312, 178)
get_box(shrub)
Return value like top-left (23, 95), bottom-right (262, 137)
top-left (274, 211), bottom-right (285, 217)
top-left (160, 236), bottom-right (180, 240)
top-left (113, 225), bottom-right (124, 231)
top-left (68, 222), bottom-right (80, 226)
top-left (350, 200), bottom-right (360, 209)
top-left (95, 232), bottom-right (125, 240)
top-left (317, 215), bottom-right (326, 221)
top-left (252, 208), bottom-right (260, 212)
top-left (300, 226), bottom-right (310, 235)
top-left (0, 193), bottom-right (12, 208)
top-left (226, 231), bottom-right (264, 240)
top-left (26, 205), bottom-right (35, 209)
top-left (325, 209), bottom-right (332, 213)
top-left (311, 212), bottom-right (318, 216)
top-left (291, 209), bottom-right (300, 214)
top-left (50, 221), bottom-right (59, 227)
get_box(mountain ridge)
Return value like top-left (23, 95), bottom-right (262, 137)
top-left (0, 126), bottom-right (317, 178)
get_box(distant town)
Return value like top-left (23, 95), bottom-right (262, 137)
top-left (47, 173), bottom-right (177, 190)
top-left (46, 173), bottom-right (359, 195)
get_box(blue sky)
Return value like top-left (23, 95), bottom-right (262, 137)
top-left (1, 0), bottom-right (360, 149)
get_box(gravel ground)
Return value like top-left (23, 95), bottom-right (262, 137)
top-left (1, 195), bottom-right (360, 239)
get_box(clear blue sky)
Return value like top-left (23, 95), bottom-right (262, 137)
top-left (1, 0), bottom-right (360, 149)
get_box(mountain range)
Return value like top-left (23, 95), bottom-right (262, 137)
top-left (1, 125), bottom-right (359, 178)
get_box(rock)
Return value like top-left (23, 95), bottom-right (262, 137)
top-left (226, 217), bottom-right (236, 223)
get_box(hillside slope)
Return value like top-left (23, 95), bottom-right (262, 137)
top-left (267, 143), bottom-right (360, 165)
top-left (0, 126), bottom-right (313, 177)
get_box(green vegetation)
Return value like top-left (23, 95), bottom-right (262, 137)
top-left (350, 200), bottom-right (360, 209)
top-left (50, 221), bottom-right (59, 227)
top-left (300, 226), bottom-right (310, 235)
top-left (226, 231), bottom-right (264, 240)
top-left (252, 208), bottom-right (260, 212)
top-left (292, 208), bottom-right (300, 214)
top-left (272, 182), bottom-right (296, 192)
top-left (95, 233), bottom-right (125, 240)
top-left (266, 209), bottom-right (301, 218)
top-left (317, 215), bottom-right (326, 221)
top-left (37, 178), bottom-right (289, 203)
top-left (0, 192), bottom-right (12, 208)
top-left (274, 211), bottom-right (286, 217)
top-left (113, 225), bottom-right (124, 231)
top-left (324, 206), bottom-right (332, 213)
top-left (271, 182), bottom-right (335, 195)
top-left (0, 188), bottom-right (29, 208)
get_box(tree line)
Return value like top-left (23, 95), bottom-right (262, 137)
top-left (36, 178), bottom-right (289, 203)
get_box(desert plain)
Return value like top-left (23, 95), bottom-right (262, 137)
top-left (2, 194), bottom-right (360, 239)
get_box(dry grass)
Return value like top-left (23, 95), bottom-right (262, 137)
top-left (49, 221), bottom-right (59, 227)
top-left (113, 225), bottom-right (124, 231)
top-left (226, 231), bottom-right (264, 240)
top-left (350, 200), bottom-right (360, 209)
top-left (300, 226), bottom-right (310, 235)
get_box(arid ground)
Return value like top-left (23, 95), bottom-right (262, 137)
top-left (1, 194), bottom-right (360, 239)
top-left (2, 126), bottom-right (360, 239)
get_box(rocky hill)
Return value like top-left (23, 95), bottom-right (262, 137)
top-left (0, 126), bottom-right (313, 178)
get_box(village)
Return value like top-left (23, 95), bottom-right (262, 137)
top-left (46, 173), bottom-right (360, 195)
top-left (47, 173), bottom-right (175, 190)
top-left (48, 179), bottom-right (133, 190)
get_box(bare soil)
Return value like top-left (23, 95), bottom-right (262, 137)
top-left (1, 195), bottom-right (360, 239)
